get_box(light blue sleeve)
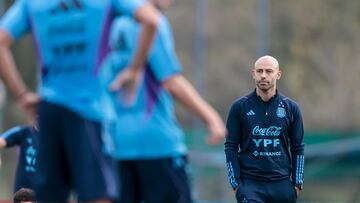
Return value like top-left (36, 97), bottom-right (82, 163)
top-left (98, 58), bottom-right (118, 155)
top-left (0, 0), bottom-right (30, 40)
top-left (112, 0), bottom-right (145, 17)
top-left (148, 16), bottom-right (182, 82)
top-left (109, 17), bottom-right (133, 50)
top-left (98, 59), bottom-right (117, 120)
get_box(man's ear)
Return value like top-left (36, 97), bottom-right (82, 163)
top-left (277, 69), bottom-right (282, 80)
top-left (251, 69), bottom-right (256, 79)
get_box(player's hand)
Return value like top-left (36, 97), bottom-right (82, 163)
top-left (295, 186), bottom-right (300, 197)
top-left (17, 91), bottom-right (40, 125)
top-left (206, 116), bottom-right (226, 145)
top-left (234, 186), bottom-right (240, 194)
top-left (109, 67), bottom-right (142, 106)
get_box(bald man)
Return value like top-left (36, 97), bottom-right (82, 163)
top-left (224, 56), bottom-right (304, 203)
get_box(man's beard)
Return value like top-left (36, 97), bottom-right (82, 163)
top-left (256, 82), bottom-right (273, 92)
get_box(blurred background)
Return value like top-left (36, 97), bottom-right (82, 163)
top-left (1, 0), bottom-right (360, 202)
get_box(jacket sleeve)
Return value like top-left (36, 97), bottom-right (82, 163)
top-left (289, 103), bottom-right (305, 189)
top-left (224, 101), bottom-right (242, 190)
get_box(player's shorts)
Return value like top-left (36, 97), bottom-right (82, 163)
top-left (235, 176), bottom-right (297, 203)
top-left (14, 171), bottom-right (36, 192)
top-left (116, 156), bottom-right (192, 203)
top-left (35, 100), bottom-right (118, 201)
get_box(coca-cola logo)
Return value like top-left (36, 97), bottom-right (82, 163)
top-left (252, 126), bottom-right (282, 136)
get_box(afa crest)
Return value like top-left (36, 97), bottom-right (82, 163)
top-left (276, 107), bottom-right (286, 118)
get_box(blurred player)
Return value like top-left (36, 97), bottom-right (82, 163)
top-left (99, 0), bottom-right (226, 202)
top-left (225, 56), bottom-right (305, 203)
top-left (0, 125), bottom-right (37, 192)
top-left (0, 0), bottom-right (160, 202)
top-left (13, 188), bottom-right (36, 203)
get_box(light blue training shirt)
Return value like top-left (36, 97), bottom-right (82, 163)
top-left (0, 0), bottom-right (144, 121)
top-left (100, 15), bottom-right (187, 159)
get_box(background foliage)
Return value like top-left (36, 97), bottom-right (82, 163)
top-left (1, 0), bottom-right (360, 201)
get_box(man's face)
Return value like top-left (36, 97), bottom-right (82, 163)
top-left (252, 60), bottom-right (281, 92)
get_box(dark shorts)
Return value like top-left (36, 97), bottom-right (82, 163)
top-left (117, 156), bottom-right (192, 203)
top-left (235, 177), bottom-right (297, 203)
top-left (35, 101), bottom-right (118, 202)
top-left (14, 171), bottom-right (36, 192)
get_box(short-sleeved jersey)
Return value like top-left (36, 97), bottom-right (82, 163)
top-left (1, 125), bottom-right (38, 192)
top-left (225, 90), bottom-right (304, 189)
top-left (0, 0), bottom-right (144, 121)
top-left (100, 15), bottom-right (186, 160)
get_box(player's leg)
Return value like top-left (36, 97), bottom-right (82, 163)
top-left (235, 177), bottom-right (266, 203)
top-left (35, 101), bottom-right (71, 201)
top-left (265, 178), bottom-right (297, 203)
top-left (116, 160), bottom-right (142, 203)
top-left (137, 156), bottom-right (192, 203)
top-left (13, 171), bottom-right (33, 193)
top-left (62, 107), bottom-right (118, 202)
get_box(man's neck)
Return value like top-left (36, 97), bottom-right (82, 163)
top-left (256, 87), bottom-right (276, 102)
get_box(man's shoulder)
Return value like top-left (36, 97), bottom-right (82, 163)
top-left (2, 125), bottom-right (30, 136)
top-left (113, 16), bottom-right (138, 30)
top-left (230, 91), bottom-right (254, 109)
top-left (0, 125), bottom-right (33, 147)
top-left (113, 15), bottom-right (171, 41)
top-left (236, 91), bottom-right (255, 103)
top-left (278, 93), bottom-right (301, 109)
top-left (16, 125), bottom-right (34, 137)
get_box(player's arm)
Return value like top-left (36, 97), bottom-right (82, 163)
top-left (0, 130), bottom-right (7, 169)
top-left (110, 2), bottom-right (160, 92)
top-left (163, 75), bottom-right (226, 145)
top-left (0, 30), bottom-right (25, 99)
top-left (0, 1), bottom-right (40, 124)
top-left (224, 101), bottom-right (242, 191)
top-left (289, 103), bottom-right (305, 192)
top-left (0, 30), bottom-right (40, 124)
top-left (130, 2), bottom-right (159, 72)
top-left (0, 137), bottom-right (6, 149)
top-left (0, 126), bottom-right (28, 149)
